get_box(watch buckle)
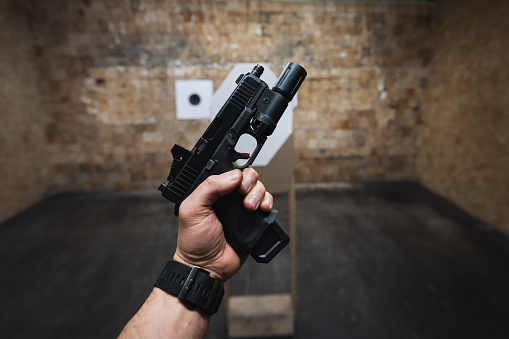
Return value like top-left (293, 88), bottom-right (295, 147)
top-left (178, 266), bottom-right (203, 304)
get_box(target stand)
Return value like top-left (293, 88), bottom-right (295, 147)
top-left (210, 63), bottom-right (299, 338)
top-left (225, 135), bottom-right (298, 338)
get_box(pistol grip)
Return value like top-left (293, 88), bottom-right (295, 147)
top-left (214, 190), bottom-right (289, 263)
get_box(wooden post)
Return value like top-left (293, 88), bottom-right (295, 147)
top-left (226, 136), bottom-right (297, 337)
top-left (289, 175), bottom-right (297, 312)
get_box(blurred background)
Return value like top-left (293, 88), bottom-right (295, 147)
top-left (1, 0), bottom-right (508, 338)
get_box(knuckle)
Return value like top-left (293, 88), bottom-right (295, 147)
top-left (244, 167), bottom-right (258, 181)
top-left (204, 175), bottom-right (217, 187)
top-left (248, 182), bottom-right (265, 201)
top-left (256, 181), bottom-right (265, 193)
top-left (202, 174), bottom-right (221, 193)
top-left (250, 169), bottom-right (259, 181)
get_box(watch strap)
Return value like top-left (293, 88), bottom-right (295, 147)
top-left (154, 261), bottom-right (224, 315)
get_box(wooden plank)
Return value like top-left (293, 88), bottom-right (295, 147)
top-left (227, 294), bottom-right (294, 337)
top-left (253, 134), bottom-right (295, 194)
top-left (289, 175), bottom-right (297, 311)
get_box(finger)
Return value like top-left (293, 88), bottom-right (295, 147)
top-left (260, 192), bottom-right (273, 212)
top-left (244, 180), bottom-right (266, 211)
top-left (180, 170), bottom-right (242, 215)
top-left (238, 167), bottom-right (259, 195)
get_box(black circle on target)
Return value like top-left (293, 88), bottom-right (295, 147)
top-left (189, 94), bottom-right (201, 106)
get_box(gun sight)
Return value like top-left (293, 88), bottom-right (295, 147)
top-left (251, 64), bottom-right (264, 78)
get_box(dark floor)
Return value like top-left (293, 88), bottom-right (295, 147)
top-left (1, 184), bottom-right (509, 338)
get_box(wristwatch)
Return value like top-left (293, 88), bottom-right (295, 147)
top-left (154, 261), bottom-right (225, 315)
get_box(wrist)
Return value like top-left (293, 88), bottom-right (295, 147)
top-left (126, 287), bottom-right (209, 337)
top-left (149, 286), bottom-right (210, 319)
top-left (172, 252), bottom-right (227, 283)
top-left (154, 260), bottom-right (225, 315)
top-left (151, 287), bottom-right (210, 318)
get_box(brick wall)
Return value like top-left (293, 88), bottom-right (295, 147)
top-left (2, 0), bottom-right (507, 240)
top-left (416, 0), bottom-right (509, 233)
top-left (0, 1), bottom-right (53, 223)
top-left (29, 0), bottom-right (433, 191)
top-left (1, 0), bottom-right (434, 222)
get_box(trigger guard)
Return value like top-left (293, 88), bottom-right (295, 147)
top-left (231, 127), bottom-right (266, 170)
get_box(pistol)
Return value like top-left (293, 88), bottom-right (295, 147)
top-left (158, 62), bottom-right (307, 263)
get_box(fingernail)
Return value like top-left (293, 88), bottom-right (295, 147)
top-left (263, 197), bottom-right (272, 209)
top-left (249, 195), bottom-right (260, 208)
top-left (242, 179), bottom-right (251, 192)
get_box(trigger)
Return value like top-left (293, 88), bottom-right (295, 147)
top-left (233, 151), bottom-right (250, 162)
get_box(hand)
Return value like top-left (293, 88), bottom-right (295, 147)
top-left (173, 168), bottom-right (273, 282)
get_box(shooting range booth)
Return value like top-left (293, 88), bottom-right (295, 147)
top-left (3, 1), bottom-right (509, 338)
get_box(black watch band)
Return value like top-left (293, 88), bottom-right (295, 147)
top-left (154, 261), bottom-right (224, 315)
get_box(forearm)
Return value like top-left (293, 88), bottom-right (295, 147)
top-left (119, 287), bottom-right (209, 339)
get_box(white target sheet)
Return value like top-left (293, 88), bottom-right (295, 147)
top-left (175, 80), bottom-right (213, 120)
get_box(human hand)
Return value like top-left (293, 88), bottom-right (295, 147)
top-left (173, 168), bottom-right (273, 282)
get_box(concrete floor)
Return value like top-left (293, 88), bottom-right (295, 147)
top-left (1, 184), bottom-right (509, 338)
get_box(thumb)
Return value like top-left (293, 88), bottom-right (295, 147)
top-left (180, 169), bottom-right (242, 213)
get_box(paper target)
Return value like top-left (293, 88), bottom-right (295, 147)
top-left (175, 80), bottom-right (213, 120)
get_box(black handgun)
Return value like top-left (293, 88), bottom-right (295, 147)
top-left (158, 62), bottom-right (307, 263)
